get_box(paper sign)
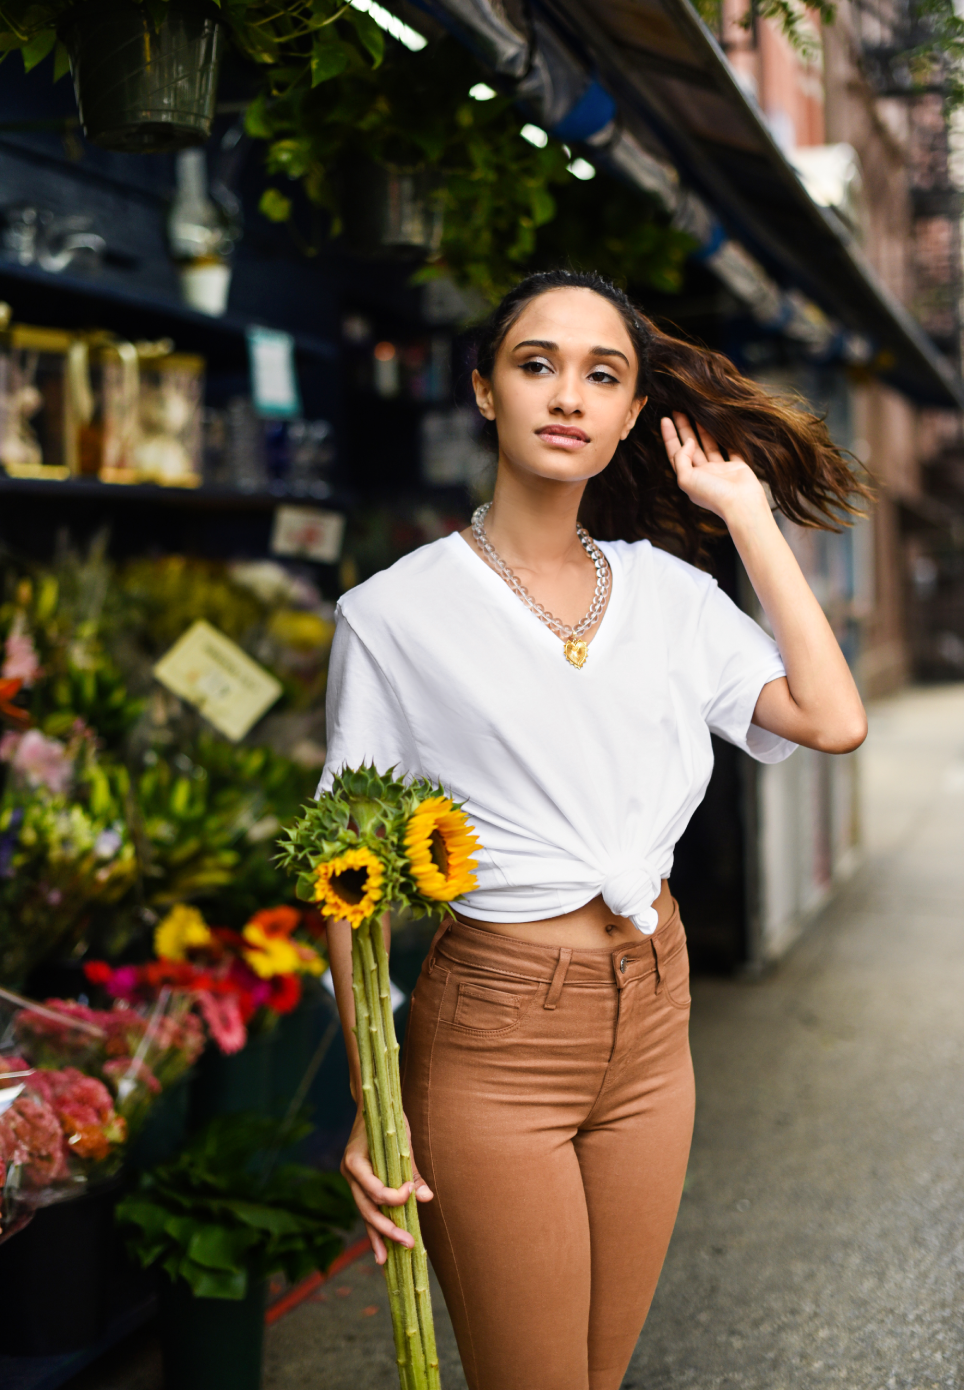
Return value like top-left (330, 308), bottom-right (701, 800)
top-left (247, 326), bottom-right (302, 419)
top-left (270, 505), bottom-right (345, 563)
top-left (154, 620), bottom-right (283, 742)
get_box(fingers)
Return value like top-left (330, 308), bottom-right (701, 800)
top-left (343, 1147), bottom-right (415, 1209)
top-left (410, 1165), bottom-right (434, 1203)
top-left (695, 422), bottom-right (724, 461)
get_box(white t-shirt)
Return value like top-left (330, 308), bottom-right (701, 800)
top-left (319, 532), bottom-right (795, 933)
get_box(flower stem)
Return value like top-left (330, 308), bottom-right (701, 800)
top-left (355, 919), bottom-right (438, 1390)
top-left (352, 938), bottom-right (411, 1387)
top-left (371, 917), bottom-right (441, 1389)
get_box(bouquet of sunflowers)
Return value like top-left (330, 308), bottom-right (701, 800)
top-left (276, 766), bottom-right (480, 1390)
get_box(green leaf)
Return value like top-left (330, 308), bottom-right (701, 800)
top-left (260, 188), bottom-right (293, 222)
top-left (311, 39), bottom-right (349, 85)
top-left (21, 28), bottom-right (55, 72)
top-left (245, 94), bottom-right (274, 140)
top-left (188, 1225), bottom-right (259, 1271)
top-left (223, 1200), bottom-right (306, 1235)
top-left (180, 1259), bottom-right (249, 1300)
top-left (52, 41), bottom-right (70, 82)
top-left (344, 7), bottom-right (384, 66)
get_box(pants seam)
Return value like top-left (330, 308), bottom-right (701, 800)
top-left (424, 972), bottom-right (479, 1388)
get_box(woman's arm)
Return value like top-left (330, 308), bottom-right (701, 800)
top-left (328, 916), bottom-right (433, 1264)
top-left (661, 413), bottom-right (867, 755)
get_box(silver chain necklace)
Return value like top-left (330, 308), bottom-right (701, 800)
top-left (471, 502), bottom-right (611, 668)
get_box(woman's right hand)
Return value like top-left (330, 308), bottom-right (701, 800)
top-left (341, 1107), bottom-right (434, 1265)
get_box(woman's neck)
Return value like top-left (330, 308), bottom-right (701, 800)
top-left (482, 461), bottom-right (588, 574)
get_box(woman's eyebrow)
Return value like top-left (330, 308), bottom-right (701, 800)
top-left (512, 338), bottom-right (630, 367)
top-left (591, 346), bottom-right (630, 365)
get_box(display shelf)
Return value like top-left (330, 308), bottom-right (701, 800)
top-left (0, 475), bottom-right (345, 512)
top-left (0, 259), bottom-right (338, 364)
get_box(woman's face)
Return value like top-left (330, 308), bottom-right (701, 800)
top-left (472, 286), bottom-right (645, 485)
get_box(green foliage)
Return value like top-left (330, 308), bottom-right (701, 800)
top-left (532, 174), bottom-right (698, 296)
top-left (116, 1113), bottom-right (356, 1299)
top-left (0, 0), bottom-right (382, 89)
top-left (247, 36), bottom-right (574, 301)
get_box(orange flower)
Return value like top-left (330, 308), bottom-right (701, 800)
top-left (246, 906), bottom-right (301, 936)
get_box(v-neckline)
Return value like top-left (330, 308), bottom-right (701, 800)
top-left (448, 530), bottom-right (621, 666)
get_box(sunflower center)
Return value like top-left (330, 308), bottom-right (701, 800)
top-left (331, 866), bottom-right (369, 904)
top-left (430, 828), bottom-right (449, 879)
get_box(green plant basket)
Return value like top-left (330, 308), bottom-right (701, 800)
top-left (61, 0), bottom-right (223, 154)
top-left (159, 1272), bottom-right (266, 1390)
top-left (341, 161), bottom-right (444, 257)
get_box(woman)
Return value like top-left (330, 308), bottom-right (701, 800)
top-left (321, 270), bottom-right (867, 1390)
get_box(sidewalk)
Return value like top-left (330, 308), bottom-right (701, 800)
top-left (75, 684), bottom-right (964, 1390)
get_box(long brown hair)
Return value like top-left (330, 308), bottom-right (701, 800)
top-left (474, 270), bottom-right (871, 564)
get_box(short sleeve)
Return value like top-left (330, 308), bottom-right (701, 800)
top-left (316, 611), bottom-right (421, 796)
top-left (698, 581), bottom-right (797, 765)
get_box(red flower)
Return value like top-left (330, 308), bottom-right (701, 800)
top-left (268, 974), bottom-right (301, 1014)
top-left (0, 677), bottom-right (30, 728)
top-left (83, 961), bottom-right (113, 986)
top-left (248, 906), bottom-right (300, 937)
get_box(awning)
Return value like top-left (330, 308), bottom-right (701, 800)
top-left (538, 0), bottom-right (964, 408)
top-left (413, 0), bottom-right (964, 409)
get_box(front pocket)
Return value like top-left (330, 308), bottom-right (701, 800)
top-left (453, 981), bottom-right (531, 1032)
top-left (657, 938), bottom-right (691, 1009)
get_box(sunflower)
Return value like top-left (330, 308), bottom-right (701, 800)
top-left (313, 845), bottom-right (385, 928)
top-left (404, 797), bottom-right (480, 901)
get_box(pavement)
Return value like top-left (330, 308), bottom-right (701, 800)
top-left (74, 683), bottom-right (964, 1390)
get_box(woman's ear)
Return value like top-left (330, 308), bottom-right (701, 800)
top-left (620, 394), bottom-right (647, 440)
top-left (472, 368), bottom-right (496, 421)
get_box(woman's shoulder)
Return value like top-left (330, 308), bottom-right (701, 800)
top-left (336, 534), bottom-right (465, 635)
top-left (603, 537), bottom-right (716, 602)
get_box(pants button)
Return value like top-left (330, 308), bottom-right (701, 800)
top-left (619, 956), bottom-right (629, 973)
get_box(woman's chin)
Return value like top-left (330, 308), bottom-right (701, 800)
top-left (506, 448), bottom-right (608, 485)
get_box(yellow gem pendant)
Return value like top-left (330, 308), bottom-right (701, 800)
top-left (564, 638), bottom-right (589, 668)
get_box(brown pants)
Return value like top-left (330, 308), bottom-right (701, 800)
top-left (401, 905), bottom-right (696, 1390)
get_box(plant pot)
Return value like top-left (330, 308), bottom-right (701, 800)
top-left (159, 1272), bottom-right (265, 1390)
top-left (127, 1070), bottom-right (193, 1170)
top-left (61, 1), bottom-right (224, 155)
top-left (189, 1028), bottom-right (277, 1128)
top-left (342, 161), bottom-right (444, 256)
top-left (0, 1179), bottom-right (120, 1354)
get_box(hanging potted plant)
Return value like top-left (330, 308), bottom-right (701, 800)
top-left (0, 0), bottom-right (386, 154)
top-left (250, 36), bottom-right (572, 280)
top-left (117, 1111), bottom-right (356, 1390)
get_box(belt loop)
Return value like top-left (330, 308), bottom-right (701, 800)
top-left (544, 947), bottom-right (573, 1010)
top-left (427, 916), bottom-right (454, 974)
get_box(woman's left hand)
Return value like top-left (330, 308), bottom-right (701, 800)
top-left (660, 412), bottom-right (769, 523)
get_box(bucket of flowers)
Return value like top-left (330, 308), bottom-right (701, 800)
top-left (0, 987), bottom-right (205, 1353)
top-left (85, 901), bottom-right (329, 1122)
top-left (276, 764), bottom-right (481, 1390)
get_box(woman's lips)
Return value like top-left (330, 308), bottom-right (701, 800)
top-left (536, 426), bottom-right (589, 449)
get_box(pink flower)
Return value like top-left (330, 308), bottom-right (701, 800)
top-left (105, 966), bottom-right (140, 1002)
top-left (10, 730), bottom-right (72, 795)
top-left (194, 991), bottom-right (247, 1055)
top-left (0, 1094), bottom-right (69, 1187)
top-left (2, 617), bottom-right (42, 687)
top-left (102, 1056), bottom-right (161, 1095)
top-left (0, 730), bottom-right (22, 763)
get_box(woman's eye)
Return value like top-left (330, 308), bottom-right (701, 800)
top-left (588, 369), bottom-right (618, 384)
top-left (521, 359), bottom-right (551, 375)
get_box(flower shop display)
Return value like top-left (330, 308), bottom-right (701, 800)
top-left (0, 549), bottom-right (332, 988)
top-left (117, 1111), bottom-right (356, 1390)
top-left (0, 987), bottom-right (205, 1229)
top-left (86, 902), bottom-right (327, 1055)
top-left (277, 764), bottom-right (481, 1390)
